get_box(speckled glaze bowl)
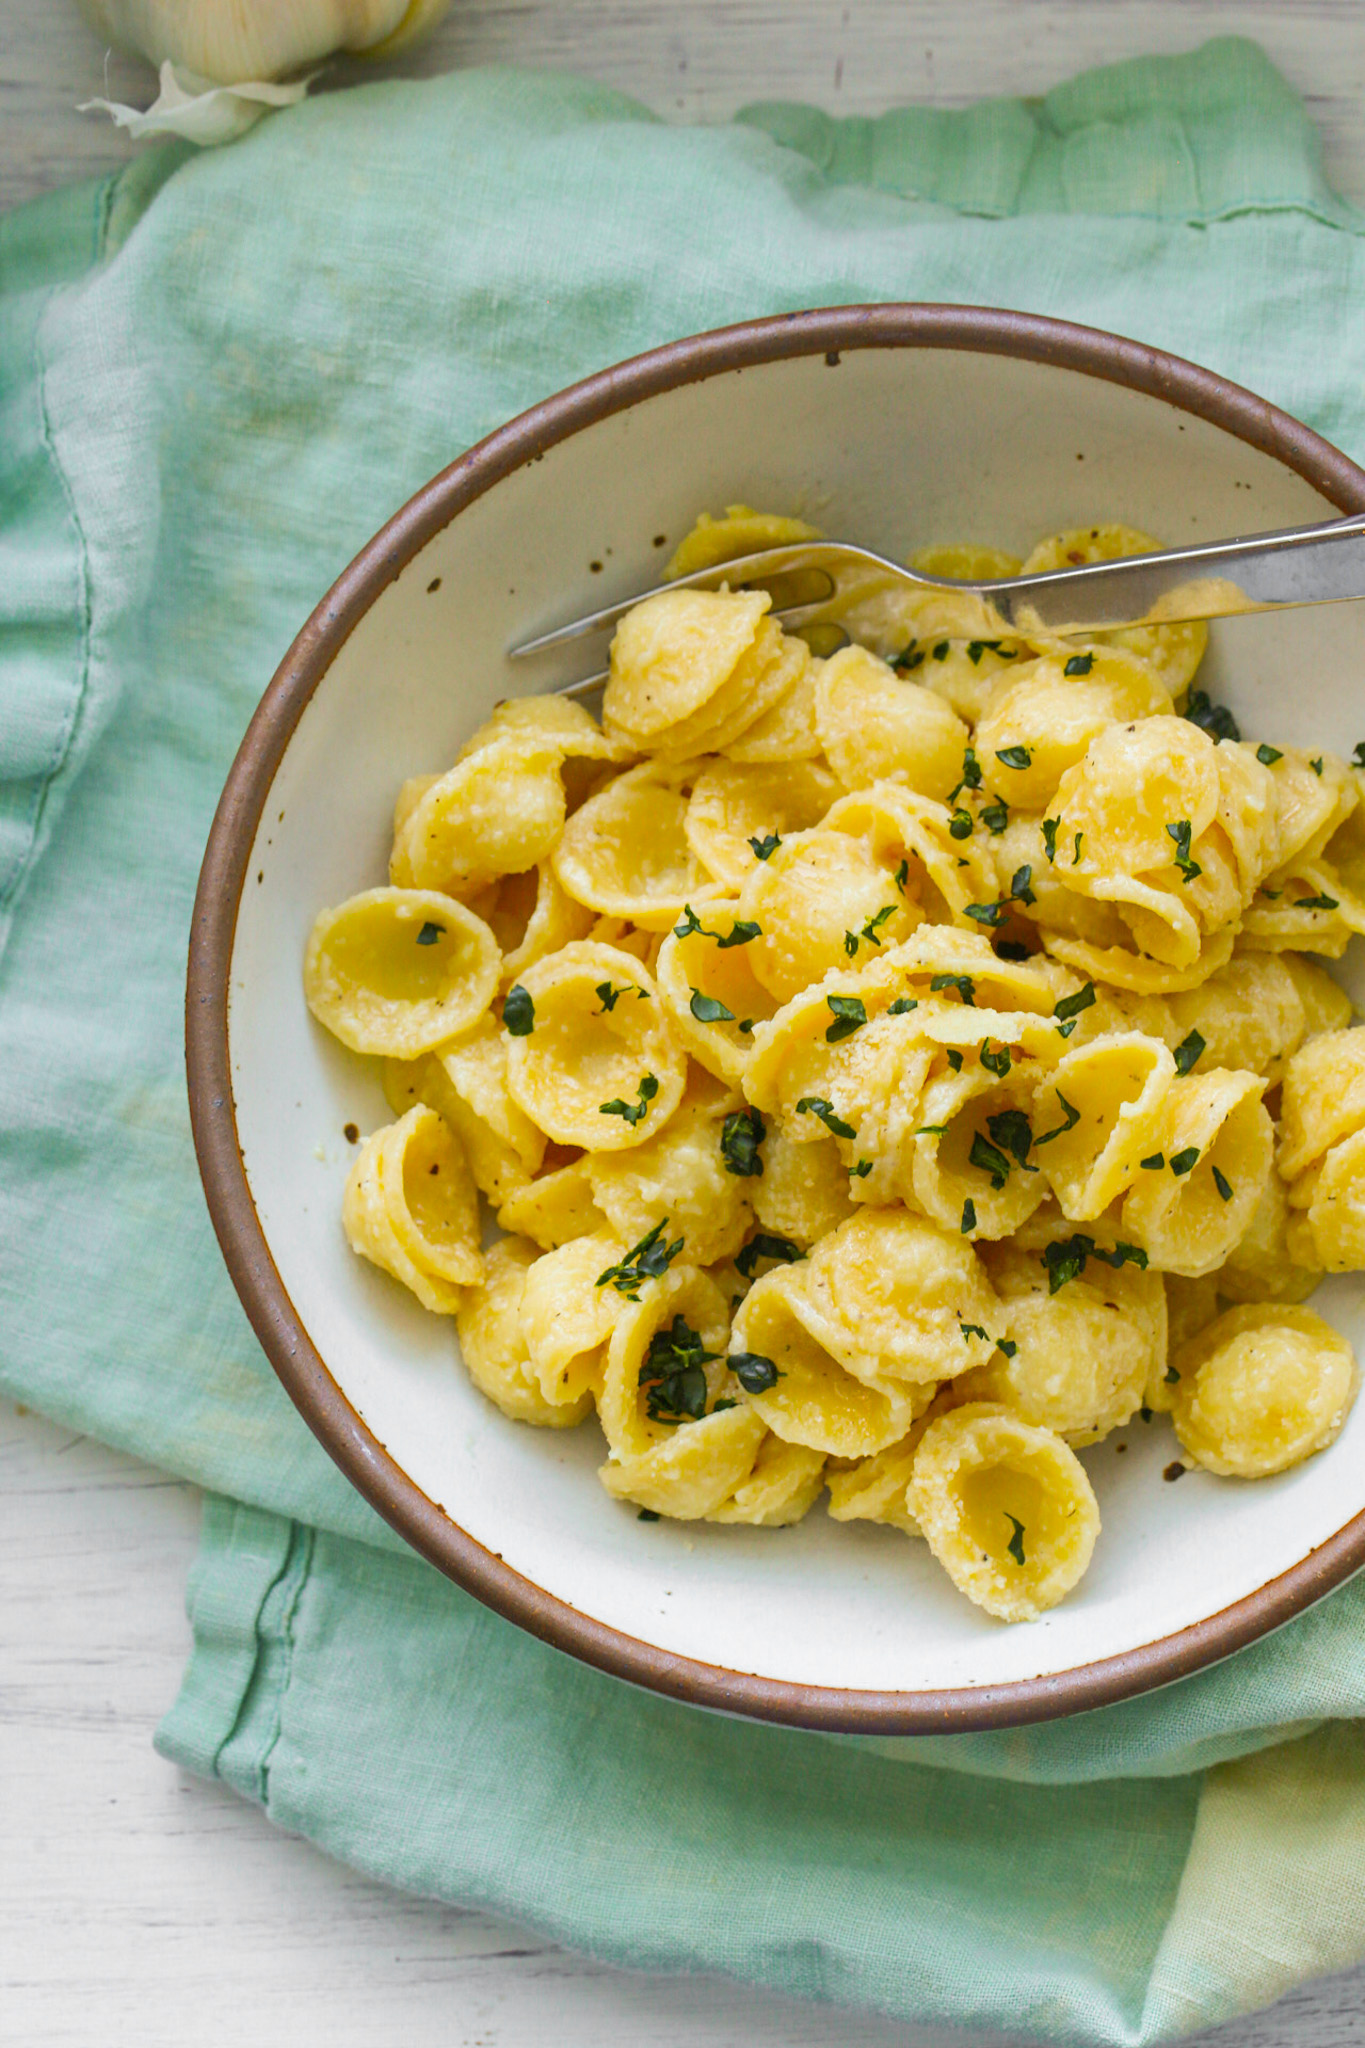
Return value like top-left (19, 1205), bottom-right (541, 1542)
top-left (188, 306), bottom-right (1365, 1734)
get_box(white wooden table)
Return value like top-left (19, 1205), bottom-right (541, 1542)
top-left (6, 5), bottom-right (1365, 2042)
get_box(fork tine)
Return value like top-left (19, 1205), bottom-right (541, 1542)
top-left (509, 541), bottom-right (890, 658)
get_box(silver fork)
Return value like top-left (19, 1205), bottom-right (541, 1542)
top-left (508, 513), bottom-right (1365, 699)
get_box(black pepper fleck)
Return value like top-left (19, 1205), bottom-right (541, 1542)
top-left (343, 1123), bottom-right (359, 1144)
top-left (1163, 1461), bottom-right (1187, 1483)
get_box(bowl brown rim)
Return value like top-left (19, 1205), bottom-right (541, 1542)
top-left (188, 303), bottom-right (1365, 1735)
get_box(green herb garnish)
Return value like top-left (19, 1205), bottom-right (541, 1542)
top-left (1256, 744), bottom-right (1283, 766)
top-left (639, 1314), bottom-right (717, 1424)
top-left (1042, 817), bottom-right (1060, 864)
top-left (950, 746), bottom-right (983, 801)
top-left (959, 1322), bottom-right (990, 1343)
top-left (1296, 892), bottom-right (1340, 912)
top-left (1169, 1146), bottom-right (1200, 1177)
top-left (949, 808), bottom-right (975, 841)
top-left (1063, 653), bottom-right (1094, 678)
top-left (674, 904), bottom-right (762, 947)
top-left (1212, 1165), bottom-right (1234, 1202)
top-left (796, 1097), bottom-right (856, 1139)
top-left (1005, 1514), bottom-right (1027, 1566)
top-left (502, 984), bottom-right (535, 1035)
top-left (597, 980), bottom-right (649, 1013)
top-left (826, 995), bottom-right (868, 1043)
top-left (1173, 1029), bottom-right (1205, 1076)
top-left (961, 1198), bottom-right (977, 1234)
top-left (1184, 689), bottom-right (1240, 743)
top-left (416, 920), bottom-right (445, 945)
top-left (1141, 1153), bottom-right (1165, 1171)
top-left (995, 746), bottom-right (1032, 771)
top-left (888, 996), bottom-right (918, 1016)
top-left (1042, 1234), bottom-right (1147, 1294)
top-left (965, 900), bottom-right (1009, 928)
top-left (980, 1038), bottom-right (1012, 1079)
top-left (1053, 982), bottom-right (1096, 1039)
top-left (599, 1074), bottom-right (660, 1127)
top-left (931, 972), bottom-right (976, 1006)
top-left (946, 1048), bottom-right (965, 1073)
top-left (981, 798), bottom-right (1010, 835)
top-left (689, 989), bottom-right (735, 1024)
top-left (1166, 819), bottom-right (1202, 884)
top-left (1311, 757), bottom-right (1324, 775)
top-left (731, 1351), bottom-right (781, 1392)
top-left (969, 1132), bottom-right (1014, 1188)
top-left (1035, 1092), bottom-right (1080, 1147)
top-left (849, 1158), bottom-right (873, 1179)
top-left (720, 1106), bottom-right (765, 1178)
top-left (734, 1233), bottom-right (803, 1280)
top-left (1010, 864), bottom-right (1036, 907)
top-left (987, 1108), bottom-right (1034, 1167)
top-left (597, 1219), bottom-right (684, 1299)
top-left (749, 832), bottom-right (782, 861)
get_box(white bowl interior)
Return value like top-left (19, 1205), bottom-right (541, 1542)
top-left (230, 345), bottom-right (1365, 1698)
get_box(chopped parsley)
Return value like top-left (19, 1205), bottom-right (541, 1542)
top-left (965, 899), bottom-right (1009, 928)
top-left (1311, 757), bottom-right (1324, 775)
top-left (945, 1048), bottom-right (965, 1073)
top-left (1042, 817), bottom-right (1060, 864)
top-left (639, 1314), bottom-right (716, 1424)
top-left (1169, 1146), bottom-right (1200, 1177)
top-left (1173, 1029), bottom-right (1205, 1076)
top-left (502, 984), bottom-right (535, 1036)
top-left (961, 1198), bottom-right (977, 1234)
top-left (960, 1321), bottom-right (990, 1343)
top-left (849, 1158), bottom-right (873, 1179)
top-left (1010, 864), bottom-right (1036, 907)
top-left (796, 1096), bottom-right (856, 1139)
top-left (969, 1132), bottom-right (1014, 1188)
top-left (1063, 653), bottom-right (1094, 678)
top-left (949, 808), bottom-right (975, 841)
top-left (932, 641), bottom-right (949, 661)
top-left (1166, 819), bottom-right (1202, 884)
top-left (987, 1108), bottom-right (1034, 1167)
top-left (1042, 1234), bottom-right (1148, 1294)
top-left (1256, 743), bottom-right (1283, 766)
top-left (1005, 1513), bottom-right (1027, 1565)
top-left (931, 972), bottom-right (976, 1006)
top-left (734, 1232), bottom-right (803, 1280)
top-left (748, 832), bottom-right (782, 861)
top-left (1053, 981), bottom-right (1096, 1038)
top-left (1354, 742), bottom-right (1365, 769)
top-left (1184, 689), bottom-right (1241, 743)
top-left (1164, 1365), bottom-right (1181, 1386)
top-left (689, 989), bottom-right (735, 1024)
top-left (1073, 831), bottom-right (1084, 865)
top-left (950, 746), bottom-right (983, 801)
top-left (416, 920), bottom-right (445, 945)
top-left (844, 904), bottom-right (897, 956)
top-left (888, 996), bottom-right (919, 1016)
top-left (1035, 1092), bottom-right (1081, 1147)
top-left (597, 980), bottom-right (649, 1013)
top-left (981, 798), bottom-right (1010, 836)
top-left (720, 1106), bottom-right (765, 1178)
top-left (999, 1338), bottom-right (1018, 1359)
top-left (597, 1219), bottom-right (684, 1299)
top-left (1140, 1153), bottom-right (1165, 1171)
top-left (826, 994), bottom-right (868, 1042)
top-left (995, 745), bottom-right (1032, 771)
top-left (1296, 892), bottom-right (1340, 912)
top-left (979, 1038), bottom-right (1012, 1079)
top-left (730, 1351), bottom-right (781, 1393)
top-left (599, 1073), bottom-right (659, 1127)
top-left (1212, 1165), bottom-right (1234, 1202)
top-left (894, 858), bottom-right (910, 893)
top-left (674, 904), bottom-right (761, 947)
top-left (637, 1508), bottom-right (661, 1522)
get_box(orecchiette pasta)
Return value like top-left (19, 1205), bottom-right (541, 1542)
top-left (304, 506), bottom-right (1364, 1626)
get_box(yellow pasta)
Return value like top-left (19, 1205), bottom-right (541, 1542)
top-left (503, 941), bottom-right (687, 1151)
top-left (305, 887), bottom-right (500, 1056)
top-left (814, 644), bottom-right (969, 800)
top-left (1170, 1304), bottom-right (1357, 1477)
top-left (455, 1237), bottom-right (595, 1427)
top-left (908, 1403), bottom-right (1100, 1622)
top-left (306, 505), bottom-right (1365, 1624)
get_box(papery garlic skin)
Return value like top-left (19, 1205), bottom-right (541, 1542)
top-left (76, 0), bottom-right (452, 86)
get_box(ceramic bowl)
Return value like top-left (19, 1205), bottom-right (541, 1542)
top-left (189, 306), bottom-right (1365, 1734)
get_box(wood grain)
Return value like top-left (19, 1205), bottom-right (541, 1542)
top-left (6, 2), bottom-right (1365, 2039)
top-left (6, 2), bottom-right (1365, 217)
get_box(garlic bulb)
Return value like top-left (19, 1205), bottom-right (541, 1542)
top-left (75, 0), bottom-right (452, 87)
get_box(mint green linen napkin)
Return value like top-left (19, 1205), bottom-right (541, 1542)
top-left (6, 37), bottom-right (1365, 2040)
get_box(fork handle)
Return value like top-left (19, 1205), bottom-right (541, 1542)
top-left (989, 512), bottom-right (1365, 636)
